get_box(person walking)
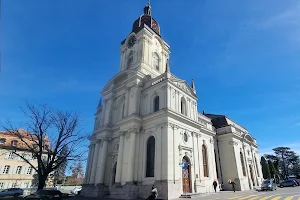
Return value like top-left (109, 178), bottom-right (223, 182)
top-left (213, 180), bottom-right (218, 193)
top-left (229, 180), bottom-right (236, 192)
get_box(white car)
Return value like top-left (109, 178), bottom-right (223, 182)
top-left (0, 188), bottom-right (24, 197)
top-left (71, 187), bottom-right (82, 194)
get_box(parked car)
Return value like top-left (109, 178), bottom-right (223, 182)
top-left (261, 179), bottom-right (277, 191)
top-left (23, 189), bottom-right (63, 200)
top-left (279, 180), bottom-right (298, 188)
top-left (293, 179), bottom-right (300, 186)
top-left (71, 186), bottom-right (82, 195)
top-left (0, 188), bottom-right (23, 198)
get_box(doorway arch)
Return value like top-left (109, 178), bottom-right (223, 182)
top-left (182, 156), bottom-right (192, 193)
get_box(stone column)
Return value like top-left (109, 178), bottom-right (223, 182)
top-left (95, 138), bottom-right (109, 185)
top-left (250, 147), bottom-right (259, 185)
top-left (242, 144), bottom-right (252, 189)
top-left (84, 144), bottom-right (93, 184)
top-left (115, 132), bottom-right (125, 183)
top-left (127, 129), bottom-right (137, 182)
top-left (89, 141), bottom-right (100, 184)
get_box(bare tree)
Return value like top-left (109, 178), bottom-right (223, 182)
top-left (2, 102), bottom-right (87, 190)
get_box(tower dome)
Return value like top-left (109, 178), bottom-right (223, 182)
top-left (132, 1), bottom-right (160, 35)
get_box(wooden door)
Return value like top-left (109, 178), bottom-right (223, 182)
top-left (182, 157), bottom-right (191, 193)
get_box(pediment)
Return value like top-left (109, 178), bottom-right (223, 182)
top-left (172, 80), bottom-right (197, 98)
top-left (101, 70), bottom-right (135, 94)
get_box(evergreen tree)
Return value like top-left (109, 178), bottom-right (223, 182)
top-left (261, 156), bottom-right (271, 179)
top-left (268, 160), bottom-right (276, 178)
top-left (53, 146), bottom-right (68, 185)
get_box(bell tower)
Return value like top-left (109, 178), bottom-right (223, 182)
top-left (119, 1), bottom-right (171, 78)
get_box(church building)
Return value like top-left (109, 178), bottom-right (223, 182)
top-left (82, 2), bottom-right (263, 200)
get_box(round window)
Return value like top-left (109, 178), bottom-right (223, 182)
top-left (184, 133), bottom-right (188, 142)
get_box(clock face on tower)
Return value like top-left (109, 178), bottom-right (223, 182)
top-left (127, 36), bottom-right (136, 48)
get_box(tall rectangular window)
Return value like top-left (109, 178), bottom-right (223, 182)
top-left (3, 166), bottom-right (10, 174)
top-left (0, 183), bottom-right (4, 189)
top-left (27, 166), bottom-right (33, 175)
top-left (16, 166), bottom-right (22, 174)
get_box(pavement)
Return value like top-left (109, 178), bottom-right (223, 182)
top-left (179, 186), bottom-right (300, 200)
top-left (69, 187), bottom-right (300, 200)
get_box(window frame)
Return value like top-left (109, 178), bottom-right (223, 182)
top-left (11, 140), bottom-right (18, 147)
top-left (153, 96), bottom-right (159, 112)
top-left (16, 166), bottom-right (22, 174)
top-left (0, 138), bottom-right (6, 144)
top-left (27, 166), bottom-right (33, 175)
top-left (3, 165), bottom-right (10, 174)
top-left (153, 53), bottom-right (159, 71)
top-left (146, 136), bottom-right (155, 177)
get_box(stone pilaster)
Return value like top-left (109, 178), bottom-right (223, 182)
top-left (127, 129), bottom-right (137, 182)
top-left (115, 132), bottom-right (125, 183)
top-left (84, 144), bottom-right (93, 184)
top-left (89, 141), bottom-right (100, 184)
top-left (125, 87), bottom-right (130, 116)
top-left (95, 138), bottom-right (110, 184)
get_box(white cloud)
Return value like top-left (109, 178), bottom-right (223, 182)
top-left (258, 2), bottom-right (300, 45)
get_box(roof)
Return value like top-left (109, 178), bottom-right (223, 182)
top-left (204, 114), bottom-right (228, 129)
top-left (204, 113), bottom-right (248, 131)
top-left (121, 4), bottom-right (160, 45)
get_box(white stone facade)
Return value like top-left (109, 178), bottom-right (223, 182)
top-left (81, 4), bottom-right (263, 200)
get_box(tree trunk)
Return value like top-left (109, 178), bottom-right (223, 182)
top-left (37, 174), bottom-right (47, 190)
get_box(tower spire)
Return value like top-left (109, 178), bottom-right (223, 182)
top-left (144, 0), bottom-right (152, 15)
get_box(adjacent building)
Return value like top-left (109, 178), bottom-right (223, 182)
top-left (81, 2), bottom-right (263, 199)
top-left (0, 129), bottom-right (53, 189)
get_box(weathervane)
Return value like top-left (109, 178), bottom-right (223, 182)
top-left (147, 0), bottom-right (151, 6)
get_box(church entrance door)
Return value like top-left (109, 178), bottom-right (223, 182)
top-left (182, 156), bottom-right (192, 193)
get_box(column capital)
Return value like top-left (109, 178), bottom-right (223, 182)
top-left (119, 131), bottom-right (126, 137)
top-left (127, 127), bottom-right (139, 134)
top-left (100, 137), bottom-right (111, 142)
top-left (91, 139), bottom-right (101, 145)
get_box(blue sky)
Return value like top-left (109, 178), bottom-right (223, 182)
top-left (1, 0), bottom-right (300, 160)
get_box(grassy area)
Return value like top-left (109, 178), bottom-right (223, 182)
top-left (0, 197), bottom-right (23, 200)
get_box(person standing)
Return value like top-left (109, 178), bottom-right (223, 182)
top-left (213, 180), bottom-right (218, 193)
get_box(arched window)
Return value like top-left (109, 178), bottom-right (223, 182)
top-left (127, 51), bottom-right (134, 69)
top-left (146, 136), bottom-right (155, 177)
top-left (154, 96), bottom-right (159, 112)
top-left (153, 53), bottom-right (159, 71)
top-left (181, 97), bottom-right (187, 115)
top-left (202, 145), bottom-right (209, 177)
top-left (240, 151), bottom-right (246, 176)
